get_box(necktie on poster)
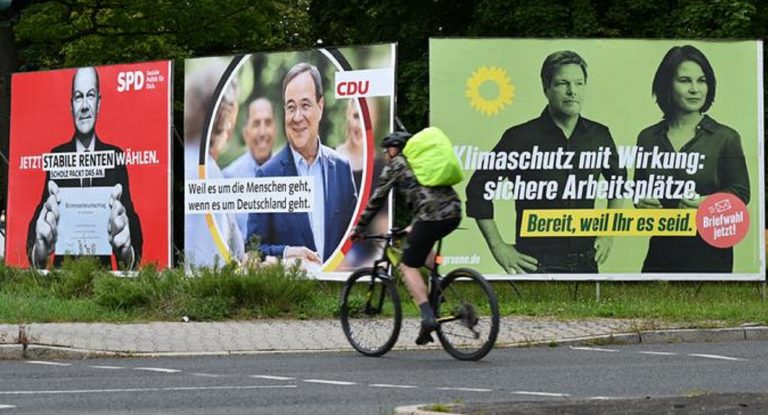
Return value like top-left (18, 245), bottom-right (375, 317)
top-left (55, 187), bottom-right (113, 256)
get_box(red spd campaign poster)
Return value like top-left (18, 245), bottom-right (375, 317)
top-left (6, 61), bottom-right (172, 270)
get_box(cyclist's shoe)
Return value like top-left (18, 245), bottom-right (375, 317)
top-left (415, 318), bottom-right (438, 345)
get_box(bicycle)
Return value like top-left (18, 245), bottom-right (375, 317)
top-left (339, 228), bottom-right (500, 361)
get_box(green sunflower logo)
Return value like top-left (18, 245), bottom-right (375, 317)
top-left (465, 66), bottom-right (515, 117)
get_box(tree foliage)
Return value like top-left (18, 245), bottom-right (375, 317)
top-left (307, 0), bottom-right (475, 129)
top-left (13, 0), bottom-right (312, 69)
top-left (4, 0), bottom-right (764, 133)
top-left (1, 0), bottom-right (766, 218)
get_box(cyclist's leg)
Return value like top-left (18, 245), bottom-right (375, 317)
top-left (401, 218), bottom-right (461, 345)
top-left (399, 264), bottom-right (428, 304)
top-left (423, 250), bottom-right (437, 269)
top-left (420, 217), bottom-right (461, 270)
top-left (398, 262), bottom-right (435, 345)
top-left (401, 222), bottom-right (439, 344)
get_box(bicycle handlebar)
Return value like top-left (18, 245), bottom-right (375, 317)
top-left (358, 227), bottom-right (408, 241)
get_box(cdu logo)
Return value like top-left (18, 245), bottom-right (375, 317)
top-left (334, 68), bottom-right (393, 99)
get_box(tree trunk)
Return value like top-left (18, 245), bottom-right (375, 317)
top-left (0, 18), bottom-right (18, 211)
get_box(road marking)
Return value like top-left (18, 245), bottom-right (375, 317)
top-left (569, 346), bottom-right (618, 352)
top-left (0, 385), bottom-right (297, 395)
top-left (0, 405), bottom-right (16, 409)
top-left (90, 365), bottom-right (127, 370)
top-left (303, 379), bottom-right (357, 386)
top-left (251, 375), bottom-right (295, 381)
top-left (369, 384), bottom-right (418, 389)
top-left (512, 391), bottom-right (570, 397)
top-left (638, 351), bottom-right (678, 356)
top-left (133, 367), bottom-right (182, 373)
top-left (436, 387), bottom-right (492, 393)
top-left (190, 373), bottom-right (220, 378)
top-left (688, 353), bottom-right (748, 362)
top-left (26, 361), bottom-right (71, 366)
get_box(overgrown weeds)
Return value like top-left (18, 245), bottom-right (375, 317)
top-left (1, 259), bottom-right (767, 325)
top-left (0, 257), bottom-right (325, 322)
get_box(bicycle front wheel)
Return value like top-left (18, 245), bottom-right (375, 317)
top-left (340, 268), bottom-right (402, 357)
top-left (435, 268), bottom-right (499, 361)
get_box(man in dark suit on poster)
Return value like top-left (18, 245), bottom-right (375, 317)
top-left (26, 66), bottom-right (142, 270)
top-left (465, 50), bottom-right (625, 274)
top-left (247, 62), bottom-right (357, 264)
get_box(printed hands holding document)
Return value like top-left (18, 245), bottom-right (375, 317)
top-left (108, 183), bottom-right (135, 268)
top-left (31, 180), bottom-right (61, 267)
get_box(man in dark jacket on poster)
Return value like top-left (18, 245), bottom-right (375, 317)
top-left (27, 66), bottom-right (142, 270)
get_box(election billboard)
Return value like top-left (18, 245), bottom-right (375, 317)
top-left (183, 44), bottom-right (395, 279)
top-left (6, 61), bottom-right (173, 270)
top-left (430, 39), bottom-right (764, 280)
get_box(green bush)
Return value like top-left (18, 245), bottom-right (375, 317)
top-left (0, 257), bottom-right (325, 321)
top-left (242, 262), bottom-right (317, 316)
top-left (179, 296), bottom-right (234, 320)
top-left (0, 264), bottom-right (51, 295)
top-left (54, 256), bottom-right (106, 298)
top-left (183, 261), bottom-right (318, 317)
top-left (93, 275), bottom-right (150, 310)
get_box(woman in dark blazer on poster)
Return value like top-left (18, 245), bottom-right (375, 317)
top-left (634, 45), bottom-right (750, 273)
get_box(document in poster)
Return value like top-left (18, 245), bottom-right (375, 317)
top-left (55, 187), bottom-right (112, 256)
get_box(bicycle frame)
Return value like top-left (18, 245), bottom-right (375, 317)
top-left (368, 232), bottom-right (465, 326)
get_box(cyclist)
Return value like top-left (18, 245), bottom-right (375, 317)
top-left (351, 130), bottom-right (462, 345)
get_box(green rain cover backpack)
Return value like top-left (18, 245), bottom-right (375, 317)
top-left (402, 127), bottom-right (464, 187)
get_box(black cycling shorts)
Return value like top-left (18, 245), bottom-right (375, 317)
top-left (401, 217), bottom-right (461, 268)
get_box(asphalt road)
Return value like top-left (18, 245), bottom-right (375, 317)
top-left (1, 340), bottom-right (766, 414)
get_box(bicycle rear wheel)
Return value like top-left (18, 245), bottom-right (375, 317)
top-left (340, 268), bottom-right (402, 357)
top-left (435, 268), bottom-right (499, 361)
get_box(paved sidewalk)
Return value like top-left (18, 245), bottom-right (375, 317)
top-left (0, 317), bottom-right (642, 357)
top-left (1, 317), bottom-right (765, 359)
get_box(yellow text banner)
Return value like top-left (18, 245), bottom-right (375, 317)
top-left (520, 209), bottom-right (696, 237)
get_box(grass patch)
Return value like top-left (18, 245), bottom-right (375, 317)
top-left (0, 258), bottom-right (323, 323)
top-left (0, 259), bottom-right (767, 325)
top-left (491, 281), bottom-right (768, 325)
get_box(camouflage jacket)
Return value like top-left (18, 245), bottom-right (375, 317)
top-left (356, 154), bottom-right (462, 230)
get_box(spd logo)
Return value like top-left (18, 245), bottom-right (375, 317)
top-left (117, 71), bottom-right (145, 92)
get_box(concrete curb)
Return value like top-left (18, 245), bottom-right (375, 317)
top-left (23, 345), bottom-right (130, 360)
top-left (0, 344), bottom-right (23, 360)
top-left (396, 393), bottom-right (768, 415)
top-left (496, 326), bottom-right (768, 349)
top-left (0, 344), bottom-right (129, 360)
top-left (1, 326), bottom-right (766, 361)
top-left (639, 326), bottom-right (768, 344)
